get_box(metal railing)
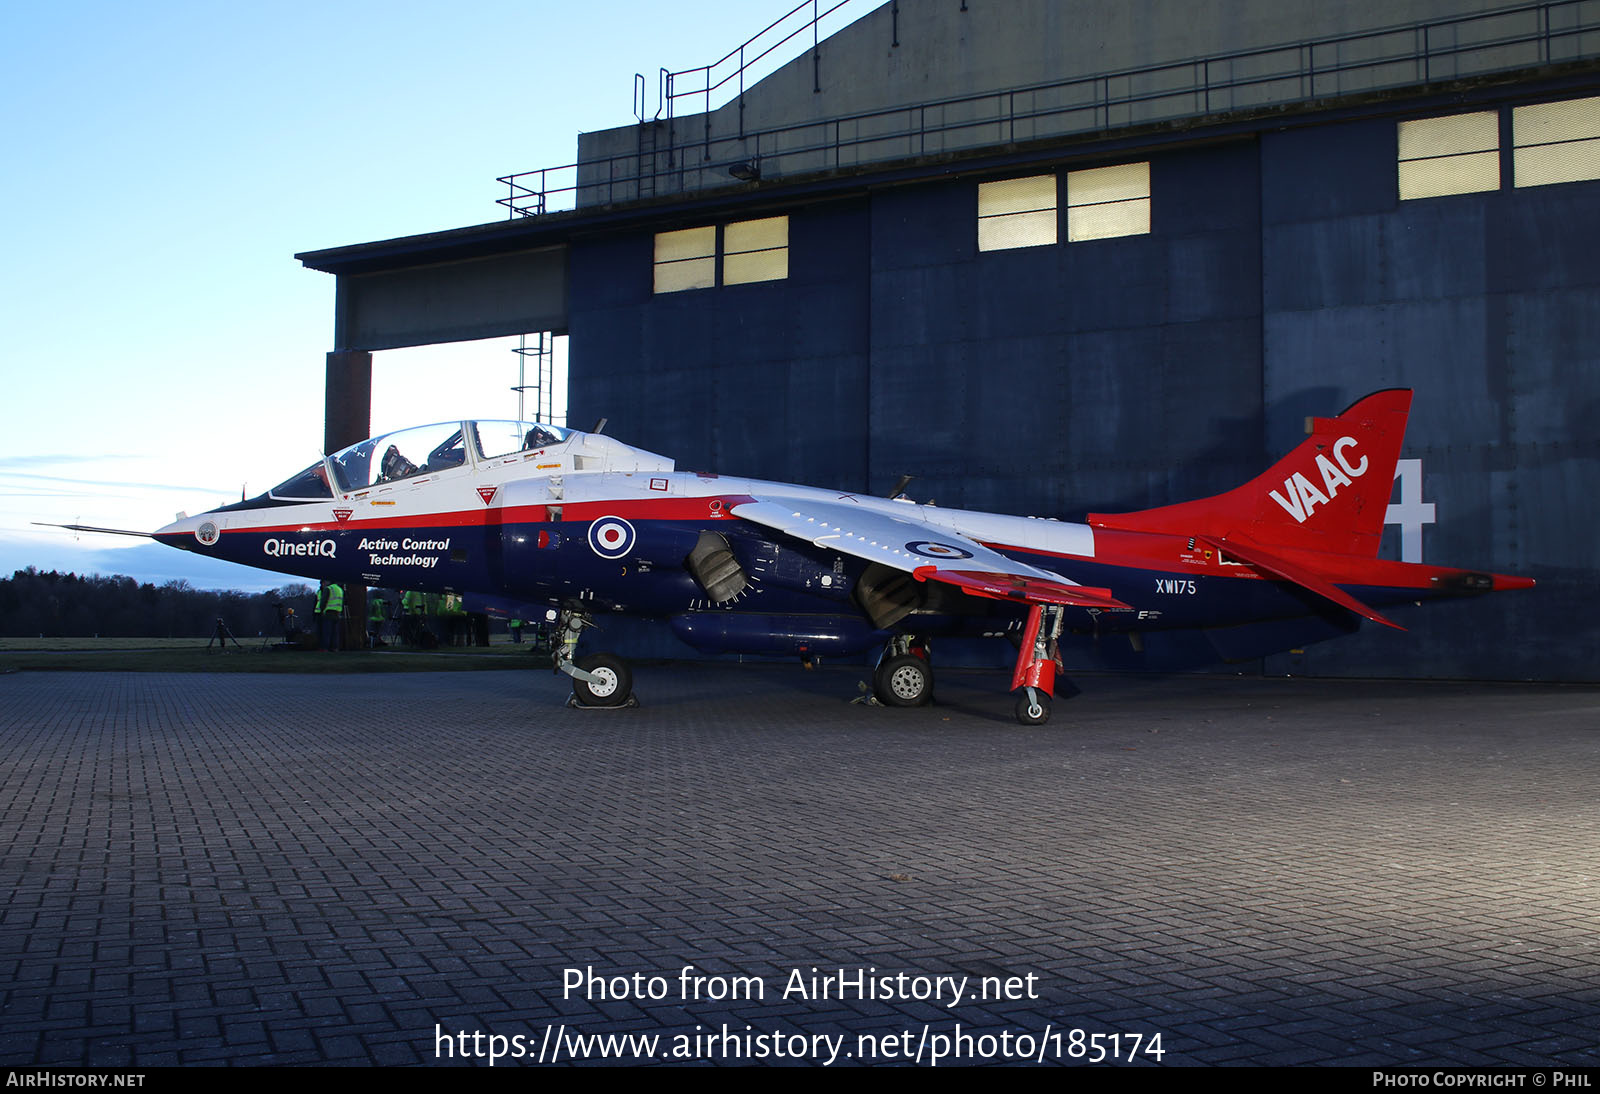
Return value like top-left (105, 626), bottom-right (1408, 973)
top-left (651, 0), bottom-right (860, 122)
top-left (497, 0), bottom-right (1600, 218)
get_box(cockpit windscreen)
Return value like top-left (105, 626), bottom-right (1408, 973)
top-left (269, 462), bottom-right (333, 500)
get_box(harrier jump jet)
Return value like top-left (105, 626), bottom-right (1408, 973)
top-left (145, 390), bottom-right (1531, 723)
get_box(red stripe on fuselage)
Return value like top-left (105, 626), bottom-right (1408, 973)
top-left (560, 495), bottom-right (755, 521)
top-left (984, 528), bottom-right (1484, 592)
top-left (213, 508), bottom-right (520, 536)
top-left (209, 495), bottom-right (758, 536)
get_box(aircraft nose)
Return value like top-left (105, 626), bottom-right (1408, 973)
top-left (155, 513), bottom-right (197, 537)
top-left (153, 512), bottom-right (219, 550)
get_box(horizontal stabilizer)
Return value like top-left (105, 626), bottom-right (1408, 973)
top-left (1197, 534), bottom-right (1404, 631)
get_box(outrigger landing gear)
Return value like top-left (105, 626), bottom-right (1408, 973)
top-left (872, 635), bottom-right (933, 707)
top-left (553, 608), bottom-right (638, 709)
top-left (1011, 604), bottom-right (1066, 725)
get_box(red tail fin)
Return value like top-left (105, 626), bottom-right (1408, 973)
top-left (1089, 389), bottom-right (1413, 559)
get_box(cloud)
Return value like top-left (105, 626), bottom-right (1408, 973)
top-left (0, 469), bottom-right (232, 494)
top-left (0, 454), bottom-right (102, 469)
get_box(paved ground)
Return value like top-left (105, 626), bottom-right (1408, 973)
top-left (2, 663), bottom-right (1598, 1067)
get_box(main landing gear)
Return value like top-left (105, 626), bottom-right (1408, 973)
top-left (866, 621), bottom-right (1072, 724)
top-left (872, 635), bottom-right (933, 707)
top-left (1011, 603), bottom-right (1066, 726)
top-left (553, 609), bottom-right (638, 709)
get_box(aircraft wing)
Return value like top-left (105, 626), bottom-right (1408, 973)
top-left (731, 497), bottom-right (1129, 610)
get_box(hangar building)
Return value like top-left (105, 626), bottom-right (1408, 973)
top-left (298, 0), bottom-right (1600, 681)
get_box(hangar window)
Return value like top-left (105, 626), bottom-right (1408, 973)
top-left (978, 175), bottom-right (1058, 251)
top-left (654, 226), bottom-right (717, 293)
top-left (1066, 162), bottom-right (1150, 242)
top-left (723, 216), bottom-right (789, 284)
top-left (1397, 112), bottom-right (1500, 200)
top-left (1513, 96), bottom-right (1600, 188)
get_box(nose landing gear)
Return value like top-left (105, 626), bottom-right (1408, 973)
top-left (553, 608), bottom-right (638, 709)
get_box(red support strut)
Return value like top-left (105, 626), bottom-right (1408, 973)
top-left (1010, 603), bottom-right (1059, 697)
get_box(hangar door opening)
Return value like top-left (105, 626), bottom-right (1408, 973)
top-left (371, 334), bottom-right (568, 434)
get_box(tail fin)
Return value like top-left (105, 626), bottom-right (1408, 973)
top-left (1088, 389), bottom-right (1412, 559)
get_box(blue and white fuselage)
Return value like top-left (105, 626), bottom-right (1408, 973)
top-left (151, 396), bottom-right (1532, 723)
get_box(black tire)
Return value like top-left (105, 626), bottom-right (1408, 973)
top-left (1014, 689), bottom-right (1051, 726)
top-left (874, 653), bottom-right (933, 707)
top-left (573, 652), bottom-right (632, 707)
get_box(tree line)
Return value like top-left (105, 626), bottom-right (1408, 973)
top-left (1, 568), bottom-right (315, 639)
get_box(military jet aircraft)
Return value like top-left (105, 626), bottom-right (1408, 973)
top-left (141, 390), bottom-right (1530, 723)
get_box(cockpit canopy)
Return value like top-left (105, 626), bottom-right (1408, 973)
top-left (249, 419), bottom-right (670, 507)
top-left (261, 420), bottom-right (573, 500)
top-left (323, 420), bottom-right (573, 493)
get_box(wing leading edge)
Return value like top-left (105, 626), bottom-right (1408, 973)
top-left (730, 497), bottom-right (1129, 611)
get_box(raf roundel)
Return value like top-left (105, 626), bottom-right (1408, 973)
top-left (587, 516), bottom-right (637, 559)
top-left (905, 540), bottom-right (974, 560)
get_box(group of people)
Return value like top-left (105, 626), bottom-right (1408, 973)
top-left (312, 583), bottom-right (493, 650)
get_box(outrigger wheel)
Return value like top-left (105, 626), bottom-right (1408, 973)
top-left (1009, 603), bottom-right (1065, 726)
top-left (1014, 687), bottom-right (1051, 726)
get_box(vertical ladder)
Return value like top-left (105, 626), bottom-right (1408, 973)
top-left (636, 122), bottom-right (657, 201)
top-left (512, 333), bottom-right (558, 424)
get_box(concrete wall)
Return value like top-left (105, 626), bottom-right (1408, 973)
top-left (335, 247), bottom-right (567, 351)
top-left (575, 0), bottom-right (1585, 205)
top-left (731, 0), bottom-right (1537, 128)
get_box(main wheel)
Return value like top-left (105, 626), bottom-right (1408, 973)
top-left (573, 652), bottom-right (632, 707)
top-left (1014, 689), bottom-right (1051, 726)
top-left (874, 653), bottom-right (933, 707)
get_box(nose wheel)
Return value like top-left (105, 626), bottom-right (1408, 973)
top-left (554, 609), bottom-right (638, 709)
top-left (571, 651), bottom-right (634, 707)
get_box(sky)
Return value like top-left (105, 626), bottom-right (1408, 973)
top-left (1, 0), bottom-right (868, 592)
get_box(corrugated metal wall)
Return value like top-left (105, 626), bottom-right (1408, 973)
top-left (568, 101), bottom-right (1597, 682)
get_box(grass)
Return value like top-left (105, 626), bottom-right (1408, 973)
top-left (0, 636), bottom-right (549, 673)
top-left (1, 637), bottom-right (207, 651)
